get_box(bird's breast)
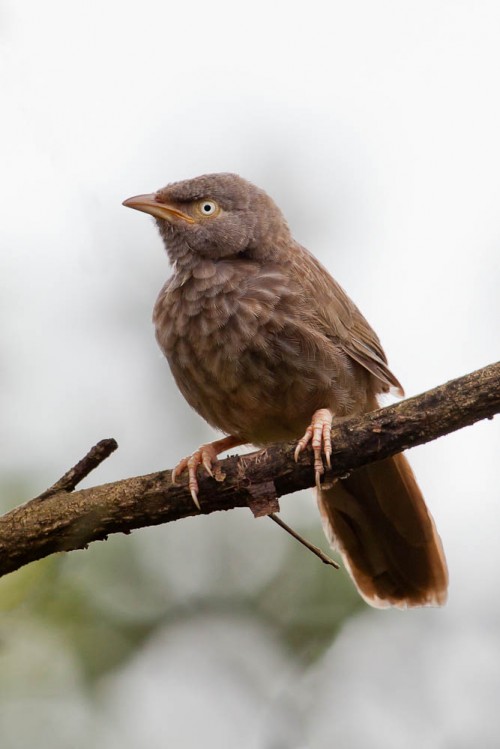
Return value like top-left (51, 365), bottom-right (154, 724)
top-left (156, 261), bottom-right (255, 348)
top-left (153, 259), bottom-right (363, 441)
top-left (154, 260), bottom-right (286, 388)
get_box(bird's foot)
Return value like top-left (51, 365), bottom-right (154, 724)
top-left (171, 436), bottom-right (243, 509)
top-left (294, 408), bottom-right (333, 490)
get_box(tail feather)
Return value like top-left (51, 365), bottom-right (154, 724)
top-left (318, 453), bottom-right (448, 608)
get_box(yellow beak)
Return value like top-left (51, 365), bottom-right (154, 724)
top-left (122, 193), bottom-right (195, 223)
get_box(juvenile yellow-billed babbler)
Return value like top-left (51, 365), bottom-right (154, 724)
top-left (123, 172), bottom-right (448, 609)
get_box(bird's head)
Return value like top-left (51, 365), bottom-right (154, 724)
top-left (123, 173), bottom-right (290, 267)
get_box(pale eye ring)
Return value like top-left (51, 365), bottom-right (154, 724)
top-left (199, 200), bottom-right (218, 216)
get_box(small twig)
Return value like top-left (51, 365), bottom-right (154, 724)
top-left (37, 438), bottom-right (118, 500)
top-left (268, 512), bottom-right (340, 569)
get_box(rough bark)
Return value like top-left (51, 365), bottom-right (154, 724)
top-left (0, 361), bottom-right (498, 579)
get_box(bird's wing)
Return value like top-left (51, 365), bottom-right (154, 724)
top-left (290, 244), bottom-right (404, 396)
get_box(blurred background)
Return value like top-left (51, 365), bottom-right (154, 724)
top-left (1, 1), bottom-right (499, 746)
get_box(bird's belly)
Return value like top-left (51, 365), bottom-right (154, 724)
top-left (166, 328), bottom-right (364, 444)
top-left (169, 351), bottom-right (312, 441)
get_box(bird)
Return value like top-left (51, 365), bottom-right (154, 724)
top-left (123, 172), bottom-right (448, 609)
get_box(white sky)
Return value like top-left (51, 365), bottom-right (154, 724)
top-left (1, 0), bottom-right (499, 745)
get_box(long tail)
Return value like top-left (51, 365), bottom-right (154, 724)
top-left (317, 453), bottom-right (448, 608)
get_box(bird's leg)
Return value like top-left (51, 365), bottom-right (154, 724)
top-left (294, 408), bottom-right (333, 489)
top-left (172, 435), bottom-right (244, 510)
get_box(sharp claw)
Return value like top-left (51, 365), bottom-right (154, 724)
top-left (295, 409), bottom-right (334, 488)
top-left (323, 424), bottom-right (332, 469)
top-left (202, 457), bottom-right (214, 477)
top-left (170, 437), bottom-right (242, 508)
top-left (295, 427), bottom-right (313, 462)
top-left (172, 457), bottom-right (189, 486)
top-left (190, 487), bottom-right (201, 510)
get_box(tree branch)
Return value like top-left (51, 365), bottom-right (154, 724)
top-left (0, 362), bottom-right (498, 579)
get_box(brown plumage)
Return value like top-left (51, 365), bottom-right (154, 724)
top-left (123, 172), bottom-right (448, 609)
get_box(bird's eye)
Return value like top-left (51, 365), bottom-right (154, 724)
top-left (197, 199), bottom-right (219, 217)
